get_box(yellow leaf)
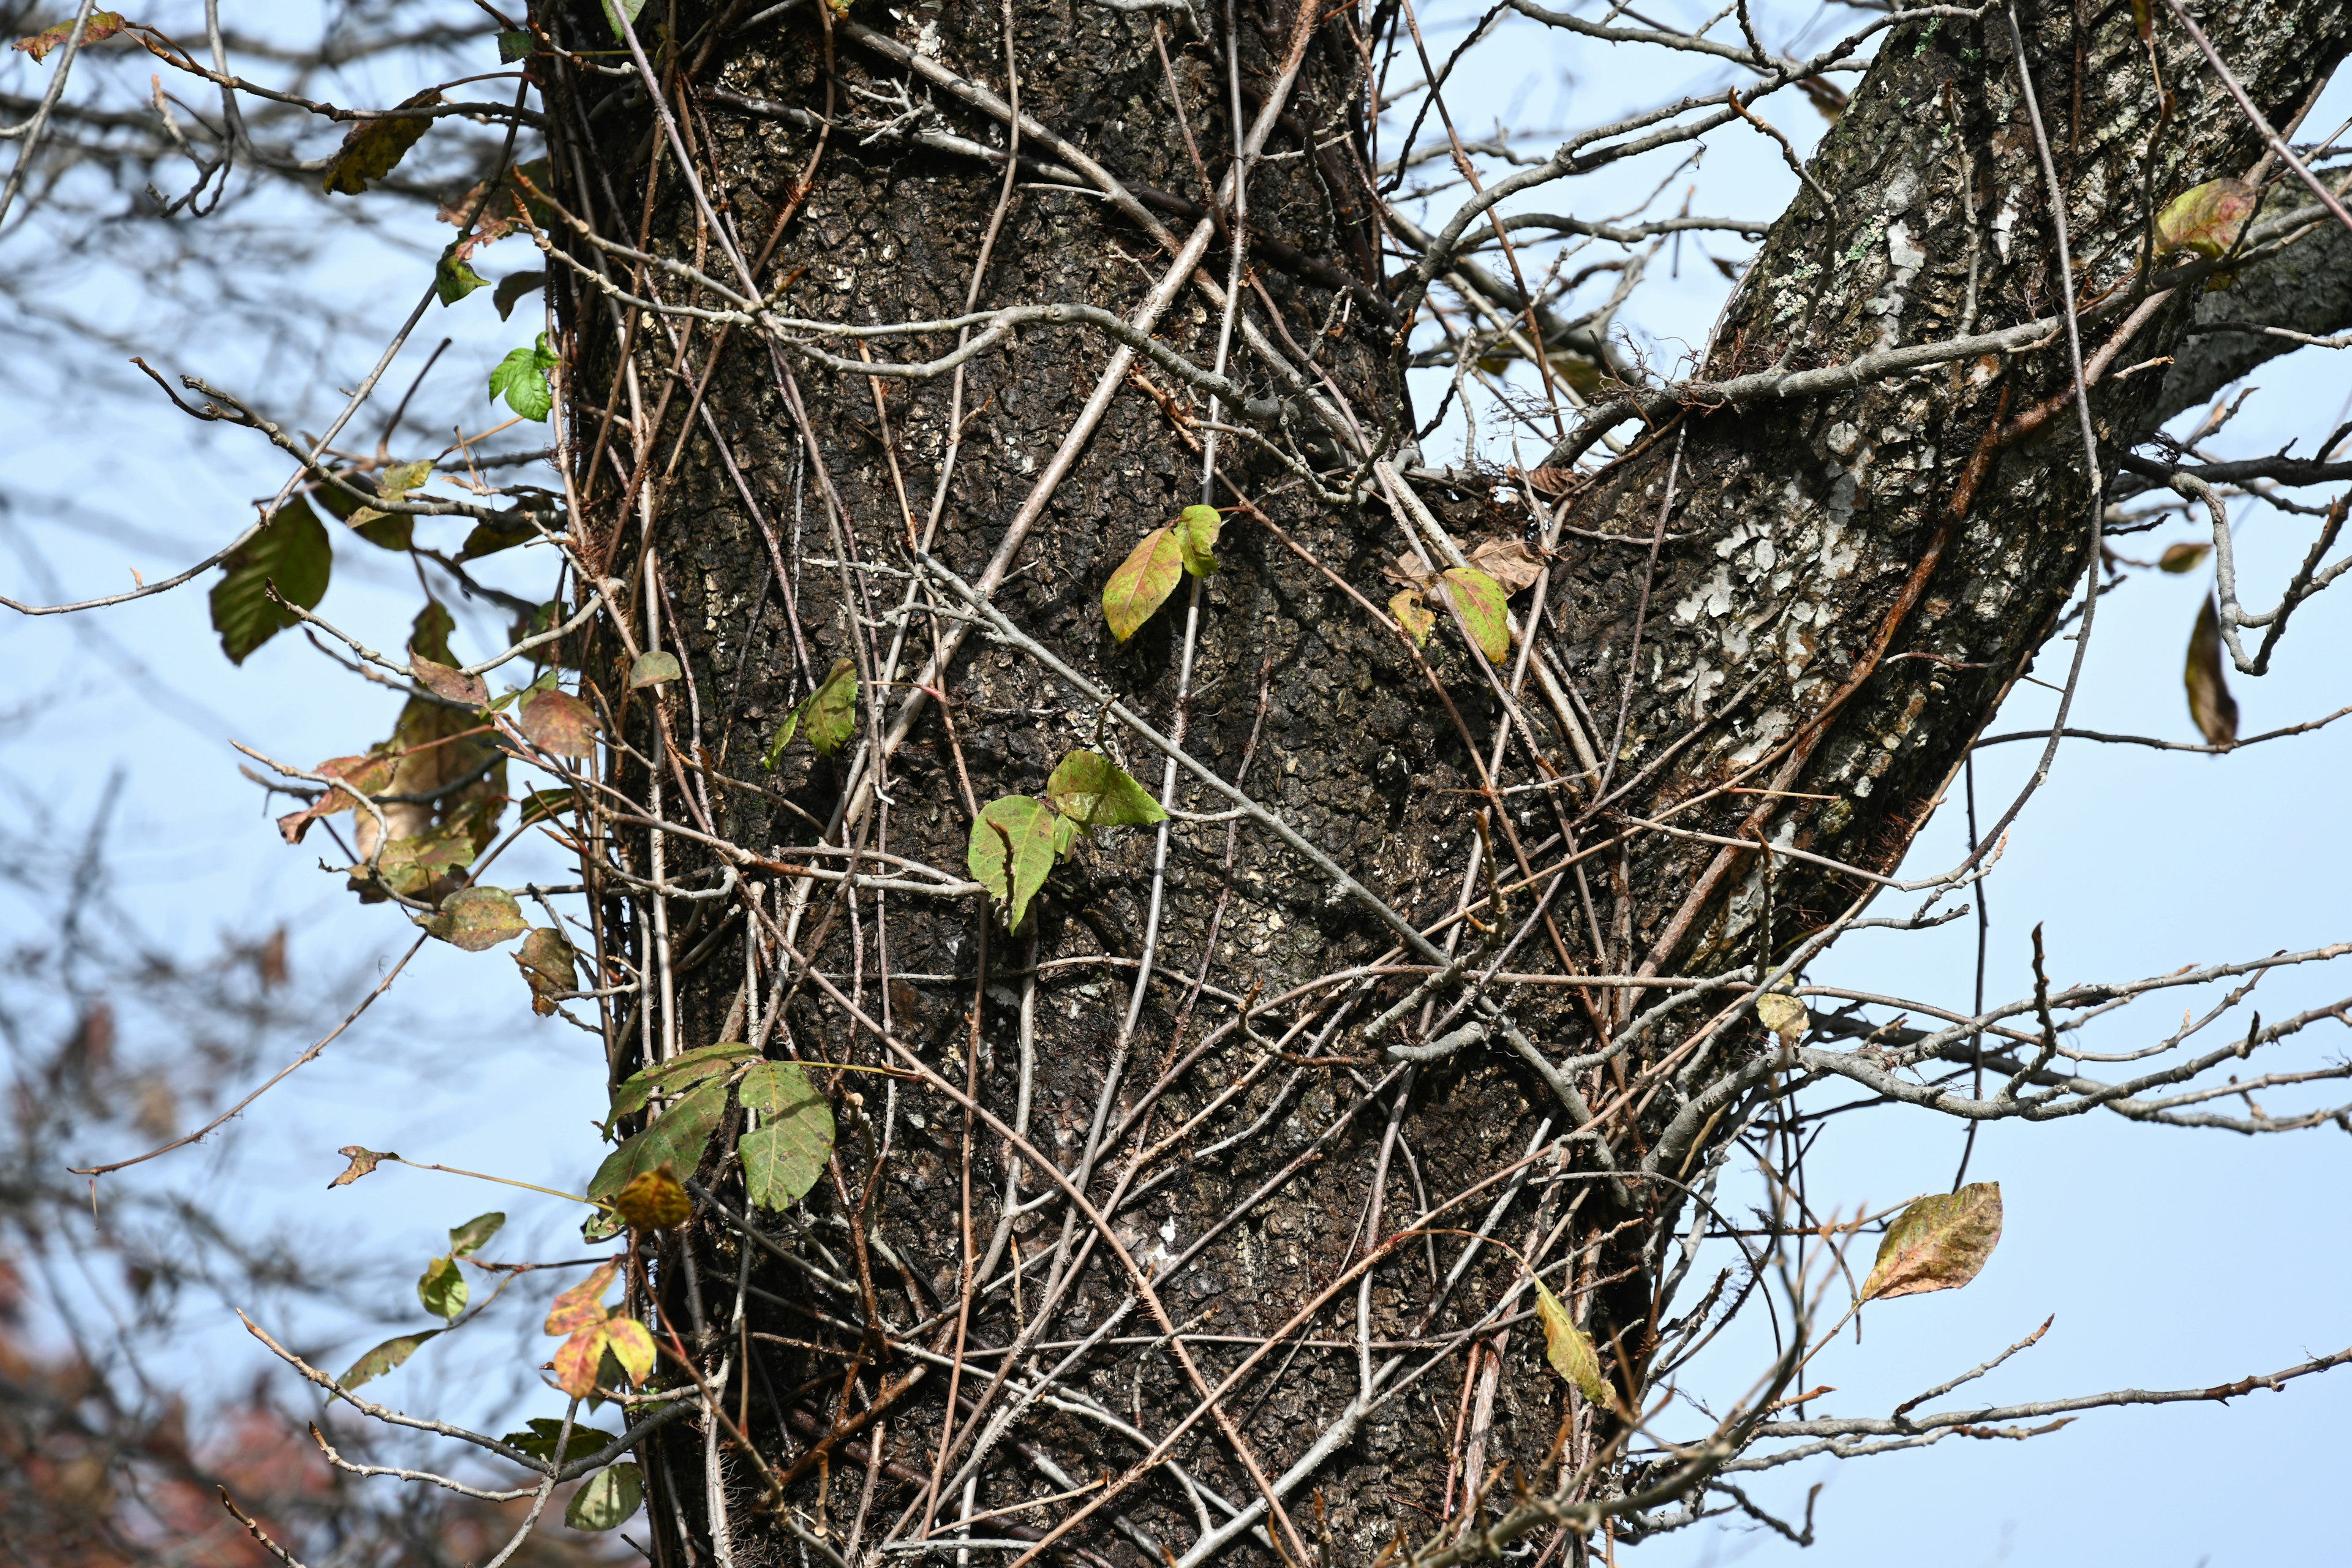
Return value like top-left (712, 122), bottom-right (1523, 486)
top-left (1860, 1182), bottom-right (2003, 1302)
top-left (1534, 1279), bottom-right (1609, 1403)
top-left (1755, 992), bottom-right (1808, 1043)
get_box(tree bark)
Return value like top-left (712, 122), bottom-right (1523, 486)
top-left (550, 2), bottom-right (2348, 1562)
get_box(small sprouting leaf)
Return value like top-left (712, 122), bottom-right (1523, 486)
top-left (13, 11), bottom-right (129, 64)
top-left (329, 1145), bottom-right (396, 1188)
top-left (739, 1061), bottom-right (835, 1212)
top-left (1860, 1182), bottom-right (2003, 1302)
top-left (418, 1254), bottom-right (469, 1321)
top-left (1754, 992), bottom-right (1808, 1044)
top-left (323, 90), bottom-right (443, 196)
top-left (496, 27), bottom-right (537, 63)
top-left (516, 927), bottom-right (581, 1016)
top-left (1102, 527), bottom-right (1183, 641)
top-left (566, 1462), bottom-right (645, 1531)
top-left (520, 687), bottom-right (598, 759)
top-left (503, 1417), bottom-right (620, 1464)
top-left (211, 498), bottom-right (333, 665)
top-left (1175, 504), bottom-right (1223, 576)
top-left (589, 1079), bottom-right (728, 1201)
top-left (448, 1212), bottom-right (506, 1257)
top-left (1439, 567), bottom-right (1511, 664)
top-left (967, 795), bottom-right (1063, 930)
top-left (1468, 537), bottom-right (1545, 594)
top-left (1389, 589), bottom-right (1434, 647)
top-left (606, 1044), bottom-right (758, 1125)
top-left (802, 657), bottom-right (858, 756)
top-left (612, 1165), bottom-right (692, 1230)
top-left (1534, 1279), bottom-right (1608, 1404)
top-left (489, 333), bottom-right (560, 421)
top-left (2158, 540), bottom-right (2212, 573)
top-left (424, 886), bottom-right (529, 951)
top-left (1044, 749), bottom-right (1167, 829)
top-left (600, 1315), bottom-right (656, 1384)
top-left (2155, 177), bottom-right (2258, 259)
top-left (762, 707), bottom-right (801, 769)
top-left (546, 1261), bottom-right (620, 1336)
top-left (412, 655), bottom-right (489, 707)
top-left (628, 650), bottom-right (682, 689)
top-left (337, 1330), bottom-right (440, 1395)
top-left (494, 269), bottom-right (547, 321)
top-left (2185, 596), bottom-right (2239, 748)
top-left (435, 243), bottom-right (488, 307)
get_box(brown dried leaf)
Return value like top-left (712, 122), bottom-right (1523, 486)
top-left (1466, 537), bottom-right (1545, 594)
top-left (519, 687), bottom-right (598, 759)
top-left (514, 926), bottom-right (579, 1016)
top-left (1859, 1182), bottom-right (2003, 1302)
top-left (422, 886), bottom-right (528, 951)
top-left (1382, 551), bottom-right (1436, 592)
top-left (322, 90), bottom-right (443, 197)
top-left (329, 1145), bottom-right (395, 1188)
top-left (13, 10), bottom-right (128, 63)
top-left (411, 656), bottom-right (489, 707)
top-left (2158, 540), bottom-right (2212, 574)
top-left (2185, 596), bottom-right (2239, 748)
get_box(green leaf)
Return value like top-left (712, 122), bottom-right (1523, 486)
top-left (409, 598), bottom-right (456, 664)
top-left (516, 926), bottom-right (581, 1015)
top-left (589, 1078), bottom-right (728, 1202)
top-left (1390, 589), bottom-right (1434, 647)
top-left (802, 657), bottom-right (858, 755)
top-left (459, 514), bottom-right (540, 560)
top-left (967, 795), bottom-right (1063, 930)
top-left (1859, 1182), bottom-right (2003, 1303)
top-left (13, 10), bottom-right (129, 63)
top-left (1044, 750), bottom-right (1167, 829)
top-left (490, 333), bottom-right (559, 421)
top-left (436, 243), bottom-right (488, 307)
top-left (519, 789), bottom-right (576, 827)
top-left (1175, 504), bottom-right (1223, 577)
top-left (423, 886), bottom-right (529, 951)
top-left (607, 1043), bottom-right (759, 1125)
top-left (601, 0), bottom-right (650, 43)
top-left (211, 499), bottom-right (332, 665)
top-left (1102, 527), bottom-right (1183, 641)
top-left (1534, 1280), bottom-right (1609, 1404)
top-left (2155, 177), bottom-right (2258, 260)
top-left (367, 824), bottom-right (477, 901)
top-left (495, 28), bottom-right (536, 63)
top-left (520, 688), bottom-right (598, 759)
top-left (323, 90), bottom-right (442, 196)
top-left (337, 1330), bottom-right (440, 1396)
top-left (629, 650), bottom-right (682, 689)
top-left (494, 270), bottom-right (547, 321)
top-left (418, 1254), bottom-right (469, 1321)
top-left (566, 1462), bottom-right (644, 1531)
top-left (448, 1212), bottom-right (506, 1257)
top-left (502, 1416), bottom-right (620, 1465)
top-left (1439, 566), bottom-right (1511, 664)
top-left (739, 1061), bottom-right (835, 1212)
top-left (2185, 595), bottom-right (2239, 748)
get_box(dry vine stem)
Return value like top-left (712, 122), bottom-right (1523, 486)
top-left (15, 1), bottom-right (2352, 1565)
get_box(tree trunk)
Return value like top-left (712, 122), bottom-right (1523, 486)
top-left (549, 1), bottom-right (2347, 1562)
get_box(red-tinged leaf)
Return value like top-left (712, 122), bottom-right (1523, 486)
top-left (423, 886), bottom-right (529, 951)
top-left (1390, 589), bottom-right (1434, 647)
top-left (1175, 504), bottom-right (1223, 576)
top-left (1860, 1182), bottom-right (2003, 1302)
top-left (612, 1166), bottom-right (691, 1230)
top-left (546, 1260), bottom-right (620, 1335)
top-left (2155, 178), bottom-right (2258, 260)
top-left (550, 1324), bottom-right (608, 1397)
top-left (515, 926), bottom-right (580, 1016)
top-left (329, 1145), bottom-right (395, 1188)
top-left (520, 688), bottom-right (598, 759)
top-left (1440, 567), bottom-right (1511, 663)
top-left (322, 90), bottom-right (443, 196)
top-left (628, 650), bottom-right (681, 689)
top-left (336, 1329), bottom-right (440, 1395)
top-left (967, 795), bottom-right (1063, 930)
top-left (1467, 537), bottom-right (1545, 594)
top-left (2185, 595), bottom-right (2239, 748)
top-left (277, 753), bottom-right (397, 845)
top-left (1102, 527), bottom-right (1183, 641)
top-left (412, 656), bottom-right (489, 707)
top-left (13, 10), bottom-right (127, 63)
top-left (600, 1314), bottom-right (657, 1385)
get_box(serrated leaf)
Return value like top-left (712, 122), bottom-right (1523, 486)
top-left (628, 650), bottom-right (681, 689)
top-left (448, 1212), bottom-right (505, 1257)
top-left (606, 1043), bottom-right (758, 1125)
top-left (2155, 177), bottom-right (2258, 260)
top-left (329, 1145), bottom-right (395, 1188)
top-left (1044, 749), bottom-right (1167, 829)
top-left (2158, 541), bottom-right (2212, 573)
top-left (2185, 596), bottom-right (2239, 748)
top-left (546, 1261), bottom-right (620, 1336)
top-left (1535, 1278), bottom-right (1609, 1404)
top-left (600, 1316), bottom-right (656, 1385)
top-left (566, 1461), bottom-right (645, 1530)
top-left (13, 10), bottom-right (129, 62)
top-left (1390, 589), bottom-right (1434, 647)
top-left (612, 1166), bottom-right (692, 1230)
top-left (337, 1330), bottom-right (440, 1395)
top-left (1860, 1182), bottom-right (2003, 1302)
top-left (412, 655), bottom-right (489, 707)
top-left (490, 333), bottom-right (559, 421)
top-left (1440, 567), bottom-right (1510, 664)
top-left (803, 657), bottom-right (859, 755)
top-left (494, 269), bottom-right (547, 321)
top-left (521, 688), bottom-right (598, 759)
top-left (503, 1416), bottom-right (621, 1465)
top-left (1175, 504), bottom-right (1223, 576)
top-left (435, 243), bottom-right (487, 307)
top-left (740, 1061), bottom-right (835, 1212)
top-left (516, 926), bottom-right (581, 1016)
top-left (1468, 537), bottom-right (1545, 593)
top-left (968, 795), bottom-right (1062, 930)
top-left (1754, 992), bottom-right (1808, 1044)
top-left (589, 1079), bottom-right (728, 1202)
top-left (211, 498), bottom-right (332, 665)
top-left (418, 1254), bottom-right (469, 1321)
top-left (323, 90), bottom-right (443, 196)
top-left (424, 886), bottom-right (529, 951)
top-left (1102, 527), bottom-right (1183, 640)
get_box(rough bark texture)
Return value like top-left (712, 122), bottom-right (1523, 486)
top-left (552, 2), bottom-right (2348, 1562)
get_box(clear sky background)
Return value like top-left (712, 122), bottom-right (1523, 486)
top-left (3, 3), bottom-right (2346, 1562)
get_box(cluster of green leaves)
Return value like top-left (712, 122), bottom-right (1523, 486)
top-left (491, 333), bottom-right (560, 421)
top-left (967, 749), bottom-right (1167, 930)
top-left (1102, 505), bottom-right (1222, 641)
top-left (336, 1210), bottom-right (510, 1396)
top-left (587, 1044), bottom-right (837, 1239)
